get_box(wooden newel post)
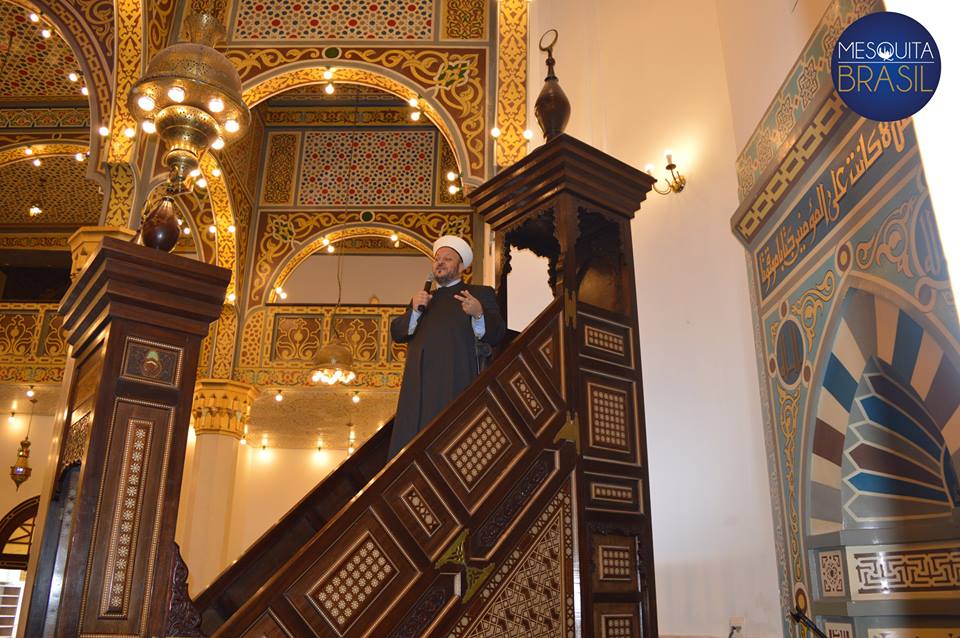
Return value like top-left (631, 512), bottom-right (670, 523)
top-left (472, 134), bottom-right (659, 638)
top-left (24, 238), bottom-right (229, 637)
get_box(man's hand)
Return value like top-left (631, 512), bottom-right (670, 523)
top-left (454, 290), bottom-right (483, 318)
top-left (412, 290), bottom-right (432, 310)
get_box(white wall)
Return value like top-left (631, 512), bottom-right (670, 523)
top-left (281, 253), bottom-right (432, 305)
top-left (0, 414), bottom-right (55, 521)
top-left (224, 445), bottom-right (348, 566)
top-left (522, 1), bottom-right (782, 635)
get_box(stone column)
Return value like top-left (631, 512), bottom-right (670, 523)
top-left (179, 379), bottom-right (257, 593)
top-left (67, 226), bottom-right (137, 279)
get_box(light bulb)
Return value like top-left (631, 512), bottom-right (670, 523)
top-left (28, 12), bottom-right (39, 22)
top-left (390, 233), bottom-right (398, 242)
top-left (41, 28), bottom-right (51, 38)
top-left (177, 218), bottom-right (183, 226)
top-left (28, 205), bottom-right (42, 217)
top-left (274, 390), bottom-right (283, 402)
top-left (446, 171), bottom-right (457, 182)
top-left (32, 158), bottom-right (41, 167)
top-left (448, 184), bottom-right (459, 195)
top-left (7, 414), bottom-right (14, 424)
top-left (68, 71), bottom-right (79, 82)
top-left (168, 86), bottom-right (185, 102)
top-left (137, 95), bottom-right (155, 111)
top-left (182, 226), bottom-right (191, 235)
top-left (322, 69), bottom-right (334, 80)
top-left (348, 446), bottom-right (354, 456)
top-left (491, 126), bottom-right (501, 138)
top-left (75, 152), bottom-right (84, 161)
top-left (325, 82), bottom-right (335, 95)
top-left (208, 97), bottom-right (224, 113)
top-left (211, 137), bottom-right (225, 150)
top-left (189, 168), bottom-right (202, 178)
top-left (207, 224), bottom-right (216, 234)
top-left (321, 237), bottom-right (330, 246)
top-left (664, 149), bottom-right (673, 163)
top-left (523, 129), bottom-right (534, 140)
top-left (407, 96), bottom-right (418, 107)
top-left (23, 148), bottom-right (33, 155)
top-left (351, 392), bottom-right (360, 404)
top-left (275, 286), bottom-right (284, 294)
top-left (26, 387), bottom-right (35, 398)
top-left (98, 125), bottom-right (109, 136)
top-left (394, 240), bottom-right (400, 248)
top-left (123, 126), bottom-right (135, 138)
top-left (326, 244), bottom-right (335, 253)
top-left (141, 120), bottom-right (156, 134)
top-left (280, 291), bottom-right (288, 299)
top-left (211, 167), bottom-right (222, 177)
top-left (225, 119), bottom-right (240, 133)
top-left (196, 178), bottom-right (208, 189)
top-left (410, 110), bottom-right (421, 122)
top-left (227, 292), bottom-right (236, 302)
top-left (80, 86), bottom-right (89, 96)
top-left (239, 436), bottom-right (247, 445)
top-left (644, 163), bottom-right (656, 175)
top-left (227, 224), bottom-right (236, 233)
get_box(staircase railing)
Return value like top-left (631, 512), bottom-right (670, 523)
top-left (213, 296), bottom-right (572, 636)
top-left (194, 418), bottom-right (395, 634)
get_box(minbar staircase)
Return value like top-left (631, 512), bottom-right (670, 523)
top-left (25, 134), bottom-right (659, 638)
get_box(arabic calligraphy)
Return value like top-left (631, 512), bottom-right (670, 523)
top-left (757, 119), bottom-right (908, 298)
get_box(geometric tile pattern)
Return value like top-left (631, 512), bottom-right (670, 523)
top-left (585, 325), bottom-right (625, 355)
top-left (402, 486), bottom-right (441, 536)
top-left (602, 615), bottom-right (633, 638)
top-left (232, 0), bottom-right (435, 41)
top-left (598, 546), bottom-right (632, 581)
top-left (447, 412), bottom-right (509, 489)
top-left (818, 550), bottom-right (845, 597)
top-left (261, 133), bottom-right (298, 205)
top-left (312, 535), bottom-right (395, 631)
top-left (847, 544), bottom-right (960, 600)
top-left (588, 384), bottom-right (629, 452)
top-left (0, 156), bottom-right (102, 226)
top-left (296, 130), bottom-right (435, 207)
top-left (0, 3), bottom-right (83, 102)
top-left (457, 485), bottom-right (571, 638)
top-left (509, 372), bottom-right (543, 418)
top-left (102, 420), bottom-right (152, 615)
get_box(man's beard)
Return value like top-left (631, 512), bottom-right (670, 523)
top-left (434, 269), bottom-right (457, 286)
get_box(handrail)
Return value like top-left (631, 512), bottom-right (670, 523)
top-left (789, 607), bottom-right (828, 638)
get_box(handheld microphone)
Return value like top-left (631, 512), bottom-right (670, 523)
top-left (417, 273), bottom-right (434, 312)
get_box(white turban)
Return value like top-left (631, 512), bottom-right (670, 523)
top-left (432, 235), bottom-right (473, 269)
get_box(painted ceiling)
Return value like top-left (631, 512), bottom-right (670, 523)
top-left (0, 155), bottom-right (100, 227)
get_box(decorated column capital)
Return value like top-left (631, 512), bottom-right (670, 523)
top-left (192, 379), bottom-right (258, 438)
top-left (67, 226), bottom-right (137, 279)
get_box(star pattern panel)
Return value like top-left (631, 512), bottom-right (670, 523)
top-left (231, 0), bottom-right (435, 42)
top-left (296, 129), bottom-right (434, 207)
top-left (0, 156), bottom-right (101, 226)
top-left (0, 2), bottom-right (86, 104)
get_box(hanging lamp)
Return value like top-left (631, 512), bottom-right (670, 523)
top-left (10, 395), bottom-right (37, 489)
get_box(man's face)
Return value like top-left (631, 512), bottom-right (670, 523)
top-left (433, 247), bottom-right (464, 284)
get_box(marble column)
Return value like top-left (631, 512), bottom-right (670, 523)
top-left (180, 378), bottom-right (257, 594)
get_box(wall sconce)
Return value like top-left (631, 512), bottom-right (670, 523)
top-left (645, 150), bottom-right (686, 195)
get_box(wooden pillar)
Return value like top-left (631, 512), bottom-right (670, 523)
top-left (23, 237), bottom-right (229, 637)
top-left (471, 134), bottom-right (659, 638)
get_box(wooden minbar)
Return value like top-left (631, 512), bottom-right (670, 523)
top-left (471, 133), bottom-right (660, 637)
top-left (23, 237), bottom-right (229, 637)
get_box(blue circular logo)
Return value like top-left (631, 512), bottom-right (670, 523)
top-left (831, 11), bottom-right (940, 121)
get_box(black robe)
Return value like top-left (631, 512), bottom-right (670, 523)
top-left (389, 281), bottom-right (505, 457)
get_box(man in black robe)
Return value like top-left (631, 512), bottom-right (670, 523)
top-left (389, 235), bottom-right (505, 457)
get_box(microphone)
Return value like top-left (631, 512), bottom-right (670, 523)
top-left (417, 274), bottom-right (434, 312)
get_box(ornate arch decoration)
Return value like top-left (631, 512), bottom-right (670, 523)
top-left (804, 281), bottom-right (960, 539)
top-left (6, 0), bottom-right (113, 173)
top-left (0, 496), bottom-right (40, 570)
top-left (266, 224), bottom-right (433, 304)
top-left (239, 62), bottom-right (477, 183)
top-left (0, 142), bottom-right (89, 169)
